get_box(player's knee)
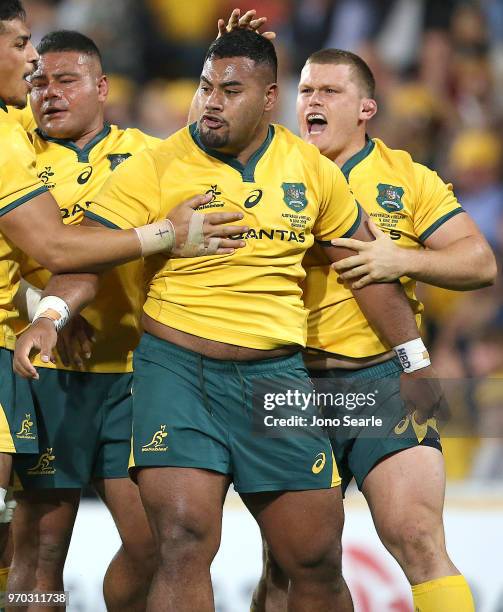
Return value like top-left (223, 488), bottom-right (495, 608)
top-left (382, 517), bottom-right (444, 571)
top-left (37, 532), bottom-right (69, 573)
top-left (155, 513), bottom-right (219, 569)
top-left (287, 538), bottom-right (344, 588)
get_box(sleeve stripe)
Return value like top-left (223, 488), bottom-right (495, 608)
top-left (418, 207), bottom-right (465, 243)
top-left (84, 210), bottom-right (121, 229)
top-left (0, 185), bottom-right (49, 218)
top-left (315, 202), bottom-right (363, 247)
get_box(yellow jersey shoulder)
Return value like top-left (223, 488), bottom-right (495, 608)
top-left (349, 137), bottom-right (462, 243)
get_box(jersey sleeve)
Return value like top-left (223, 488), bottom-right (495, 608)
top-left (312, 153), bottom-right (362, 244)
top-left (0, 124), bottom-right (48, 218)
top-left (85, 149), bottom-right (161, 230)
top-left (412, 163), bottom-right (464, 243)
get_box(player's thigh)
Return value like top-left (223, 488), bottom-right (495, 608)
top-left (242, 487), bottom-right (345, 574)
top-left (137, 466), bottom-right (230, 558)
top-left (362, 445), bottom-right (445, 544)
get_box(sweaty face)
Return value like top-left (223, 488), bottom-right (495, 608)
top-left (0, 18), bottom-right (38, 108)
top-left (193, 56), bottom-right (274, 153)
top-left (30, 51), bottom-right (107, 139)
top-left (296, 63), bottom-right (366, 161)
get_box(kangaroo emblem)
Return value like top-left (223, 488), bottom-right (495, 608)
top-left (142, 425), bottom-right (168, 450)
top-left (27, 448), bottom-right (56, 474)
top-left (16, 414), bottom-right (33, 436)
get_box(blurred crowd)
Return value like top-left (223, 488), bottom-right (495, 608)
top-left (22, 0), bottom-right (503, 481)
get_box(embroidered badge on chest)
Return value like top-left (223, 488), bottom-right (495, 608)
top-left (282, 182), bottom-right (308, 212)
top-left (376, 183), bottom-right (404, 213)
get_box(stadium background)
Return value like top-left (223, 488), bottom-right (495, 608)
top-left (21, 1), bottom-right (503, 610)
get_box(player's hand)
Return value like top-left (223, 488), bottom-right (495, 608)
top-left (400, 365), bottom-right (450, 425)
top-left (217, 8), bottom-right (276, 40)
top-left (331, 221), bottom-right (409, 288)
top-left (56, 315), bottom-right (96, 369)
top-left (13, 318), bottom-right (57, 380)
top-left (167, 194), bottom-right (248, 257)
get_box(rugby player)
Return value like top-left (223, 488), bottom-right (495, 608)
top-left (5, 30), bottom-right (165, 610)
top-left (0, 0), bottom-right (245, 509)
top-left (246, 41), bottom-right (494, 612)
top-left (14, 30), bottom-right (446, 611)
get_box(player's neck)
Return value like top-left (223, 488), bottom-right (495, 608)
top-left (224, 123), bottom-right (271, 166)
top-left (72, 122), bottom-right (107, 149)
top-left (332, 133), bottom-right (368, 169)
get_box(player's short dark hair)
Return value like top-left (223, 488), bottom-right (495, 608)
top-left (306, 49), bottom-right (375, 98)
top-left (0, 0), bottom-right (26, 31)
top-left (205, 30), bottom-right (277, 82)
top-left (37, 30), bottom-right (102, 67)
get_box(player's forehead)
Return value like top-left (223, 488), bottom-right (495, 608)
top-left (201, 56), bottom-right (259, 85)
top-left (0, 17), bottom-right (30, 41)
top-left (299, 61), bottom-right (353, 88)
top-left (33, 51), bottom-right (97, 78)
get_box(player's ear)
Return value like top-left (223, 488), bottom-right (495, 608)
top-left (360, 98), bottom-right (377, 121)
top-left (264, 83), bottom-right (278, 112)
top-left (97, 74), bottom-right (108, 103)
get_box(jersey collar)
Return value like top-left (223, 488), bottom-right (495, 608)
top-left (0, 99), bottom-right (7, 113)
top-left (35, 123), bottom-right (112, 163)
top-left (189, 122), bottom-right (275, 183)
top-left (340, 136), bottom-right (375, 180)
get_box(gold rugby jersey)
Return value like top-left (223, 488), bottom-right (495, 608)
top-left (86, 123), bottom-right (361, 350)
top-left (0, 100), bottom-right (48, 350)
top-left (23, 124), bottom-right (161, 372)
top-left (7, 101), bottom-right (36, 133)
top-left (303, 137), bottom-right (464, 358)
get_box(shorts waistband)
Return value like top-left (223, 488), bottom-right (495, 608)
top-left (309, 357), bottom-right (402, 380)
top-left (137, 333), bottom-right (303, 374)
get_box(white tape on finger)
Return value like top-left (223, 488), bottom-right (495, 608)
top-left (179, 213), bottom-right (221, 257)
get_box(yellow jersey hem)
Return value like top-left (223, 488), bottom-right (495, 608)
top-left (143, 303), bottom-right (303, 351)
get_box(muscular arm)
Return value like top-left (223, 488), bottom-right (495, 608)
top-left (325, 218), bottom-right (420, 347)
top-left (333, 213), bottom-right (496, 291)
top-left (404, 213), bottom-right (496, 289)
top-left (0, 191), bottom-right (246, 275)
top-left (0, 191), bottom-right (141, 273)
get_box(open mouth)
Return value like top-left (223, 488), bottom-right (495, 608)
top-left (23, 73), bottom-right (33, 91)
top-left (201, 114), bottom-right (225, 129)
top-left (306, 112), bottom-right (328, 135)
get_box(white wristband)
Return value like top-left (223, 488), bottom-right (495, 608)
top-left (393, 338), bottom-right (431, 373)
top-left (33, 296), bottom-right (70, 332)
top-left (134, 220), bottom-right (175, 257)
